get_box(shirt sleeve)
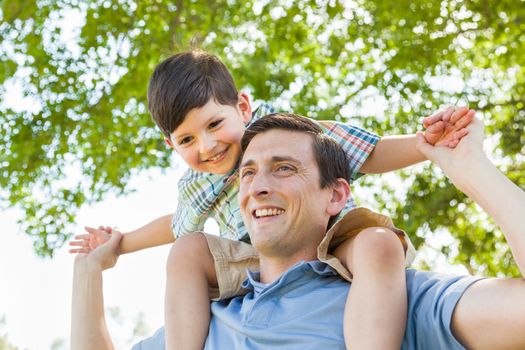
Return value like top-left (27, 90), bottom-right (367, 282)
top-left (172, 169), bottom-right (228, 238)
top-left (247, 102), bottom-right (277, 126)
top-left (172, 193), bottom-right (208, 239)
top-left (317, 120), bottom-right (380, 182)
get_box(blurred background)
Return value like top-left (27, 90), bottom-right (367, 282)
top-left (1, 0), bottom-right (524, 348)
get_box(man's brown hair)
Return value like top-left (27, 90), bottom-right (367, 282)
top-left (241, 112), bottom-right (351, 188)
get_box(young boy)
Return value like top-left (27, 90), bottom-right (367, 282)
top-left (70, 50), bottom-right (473, 349)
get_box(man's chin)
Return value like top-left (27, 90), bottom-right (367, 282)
top-left (250, 233), bottom-right (280, 250)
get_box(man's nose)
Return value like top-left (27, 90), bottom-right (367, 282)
top-left (249, 172), bottom-right (272, 197)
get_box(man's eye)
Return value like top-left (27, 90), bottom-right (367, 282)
top-left (209, 119), bottom-right (223, 129)
top-left (178, 136), bottom-right (193, 145)
top-left (277, 165), bottom-right (294, 172)
top-left (240, 169), bottom-right (255, 178)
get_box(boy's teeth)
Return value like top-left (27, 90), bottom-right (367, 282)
top-left (255, 208), bottom-right (284, 217)
top-left (208, 150), bottom-right (225, 161)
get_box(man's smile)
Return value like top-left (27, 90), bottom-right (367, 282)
top-left (253, 207), bottom-right (285, 218)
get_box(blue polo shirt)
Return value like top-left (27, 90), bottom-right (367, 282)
top-left (133, 264), bottom-right (483, 350)
top-left (204, 261), bottom-right (348, 349)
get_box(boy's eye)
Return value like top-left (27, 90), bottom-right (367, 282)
top-left (178, 136), bottom-right (193, 145)
top-left (209, 119), bottom-right (223, 129)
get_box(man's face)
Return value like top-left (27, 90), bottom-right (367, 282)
top-left (239, 129), bottom-right (335, 259)
top-left (166, 93), bottom-right (251, 174)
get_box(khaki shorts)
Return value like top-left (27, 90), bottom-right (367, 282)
top-left (203, 207), bottom-right (416, 300)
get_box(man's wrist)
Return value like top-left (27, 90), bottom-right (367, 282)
top-left (447, 154), bottom-right (493, 194)
top-left (74, 255), bottom-right (105, 274)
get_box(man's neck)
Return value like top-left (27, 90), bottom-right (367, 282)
top-left (258, 252), bottom-right (318, 284)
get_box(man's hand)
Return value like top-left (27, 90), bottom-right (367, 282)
top-left (72, 227), bottom-right (123, 271)
top-left (422, 107), bottom-right (475, 147)
top-left (416, 115), bottom-right (485, 190)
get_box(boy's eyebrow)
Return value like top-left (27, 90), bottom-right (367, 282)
top-left (240, 156), bottom-right (301, 168)
top-left (172, 113), bottom-right (223, 139)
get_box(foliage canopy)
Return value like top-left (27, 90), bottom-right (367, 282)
top-left (1, 0), bottom-right (524, 275)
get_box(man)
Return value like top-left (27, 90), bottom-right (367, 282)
top-left (71, 113), bottom-right (525, 349)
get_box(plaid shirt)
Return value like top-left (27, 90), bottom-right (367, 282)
top-left (172, 103), bottom-right (380, 241)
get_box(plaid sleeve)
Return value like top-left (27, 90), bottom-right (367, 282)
top-left (172, 196), bottom-right (208, 239)
top-left (248, 102), bottom-right (277, 125)
top-left (317, 120), bottom-right (380, 182)
top-left (172, 169), bottom-right (228, 238)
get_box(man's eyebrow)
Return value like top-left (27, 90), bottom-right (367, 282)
top-left (239, 159), bottom-right (255, 168)
top-left (239, 156), bottom-right (301, 168)
top-left (271, 156), bottom-right (301, 164)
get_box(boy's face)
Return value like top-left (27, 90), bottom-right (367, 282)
top-left (166, 93), bottom-right (252, 174)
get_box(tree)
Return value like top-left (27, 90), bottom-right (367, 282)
top-left (0, 336), bottom-right (19, 350)
top-left (1, 0), bottom-right (523, 275)
top-left (0, 316), bottom-right (20, 350)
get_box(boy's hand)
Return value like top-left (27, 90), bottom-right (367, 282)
top-left (69, 226), bottom-right (115, 254)
top-left (73, 228), bottom-right (123, 271)
top-left (422, 106), bottom-right (475, 147)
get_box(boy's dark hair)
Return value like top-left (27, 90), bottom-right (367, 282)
top-left (241, 112), bottom-right (351, 188)
top-left (148, 50), bottom-right (239, 138)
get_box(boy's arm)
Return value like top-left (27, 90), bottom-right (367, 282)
top-left (70, 214), bottom-right (175, 256)
top-left (360, 107), bottom-right (474, 174)
top-left (118, 214), bottom-right (175, 254)
top-left (359, 134), bottom-right (423, 174)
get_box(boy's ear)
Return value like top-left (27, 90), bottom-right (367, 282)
top-left (326, 178), bottom-right (351, 216)
top-left (165, 137), bottom-right (178, 153)
top-left (238, 92), bottom-right (252, 124)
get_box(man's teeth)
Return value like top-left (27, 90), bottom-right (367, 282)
top-left (255, 208), bottom-right (284, 218)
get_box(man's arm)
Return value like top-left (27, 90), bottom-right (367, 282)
top-left (418, 117), bottom-right (525, 350)
top-left (360, 107), bottom-right (474, 174)
top-left (70, 231), bottom-right (123, 350)
top-left (416, 117), bottom-right (525, 274)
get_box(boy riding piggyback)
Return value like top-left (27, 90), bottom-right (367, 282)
top-left (70, 49), bottom-right (474, 349)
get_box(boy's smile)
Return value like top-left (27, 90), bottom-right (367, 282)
top-left (166, 93), bottom-right (252, 174)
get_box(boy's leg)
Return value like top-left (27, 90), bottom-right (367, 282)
top-left (164, 233), bottom-right (217, 350)
top-left (451, 277), bottom-right (525, 349)
top-left (333, 227), bottom-right (407, 350)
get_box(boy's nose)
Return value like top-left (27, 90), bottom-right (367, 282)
top-left (199, 135), bottom-right (217, 154)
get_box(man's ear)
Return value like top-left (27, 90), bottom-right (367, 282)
top-left (238, 92), bottom-right (252, 124)
top-left (326, 178), bottom-right (351, 216)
